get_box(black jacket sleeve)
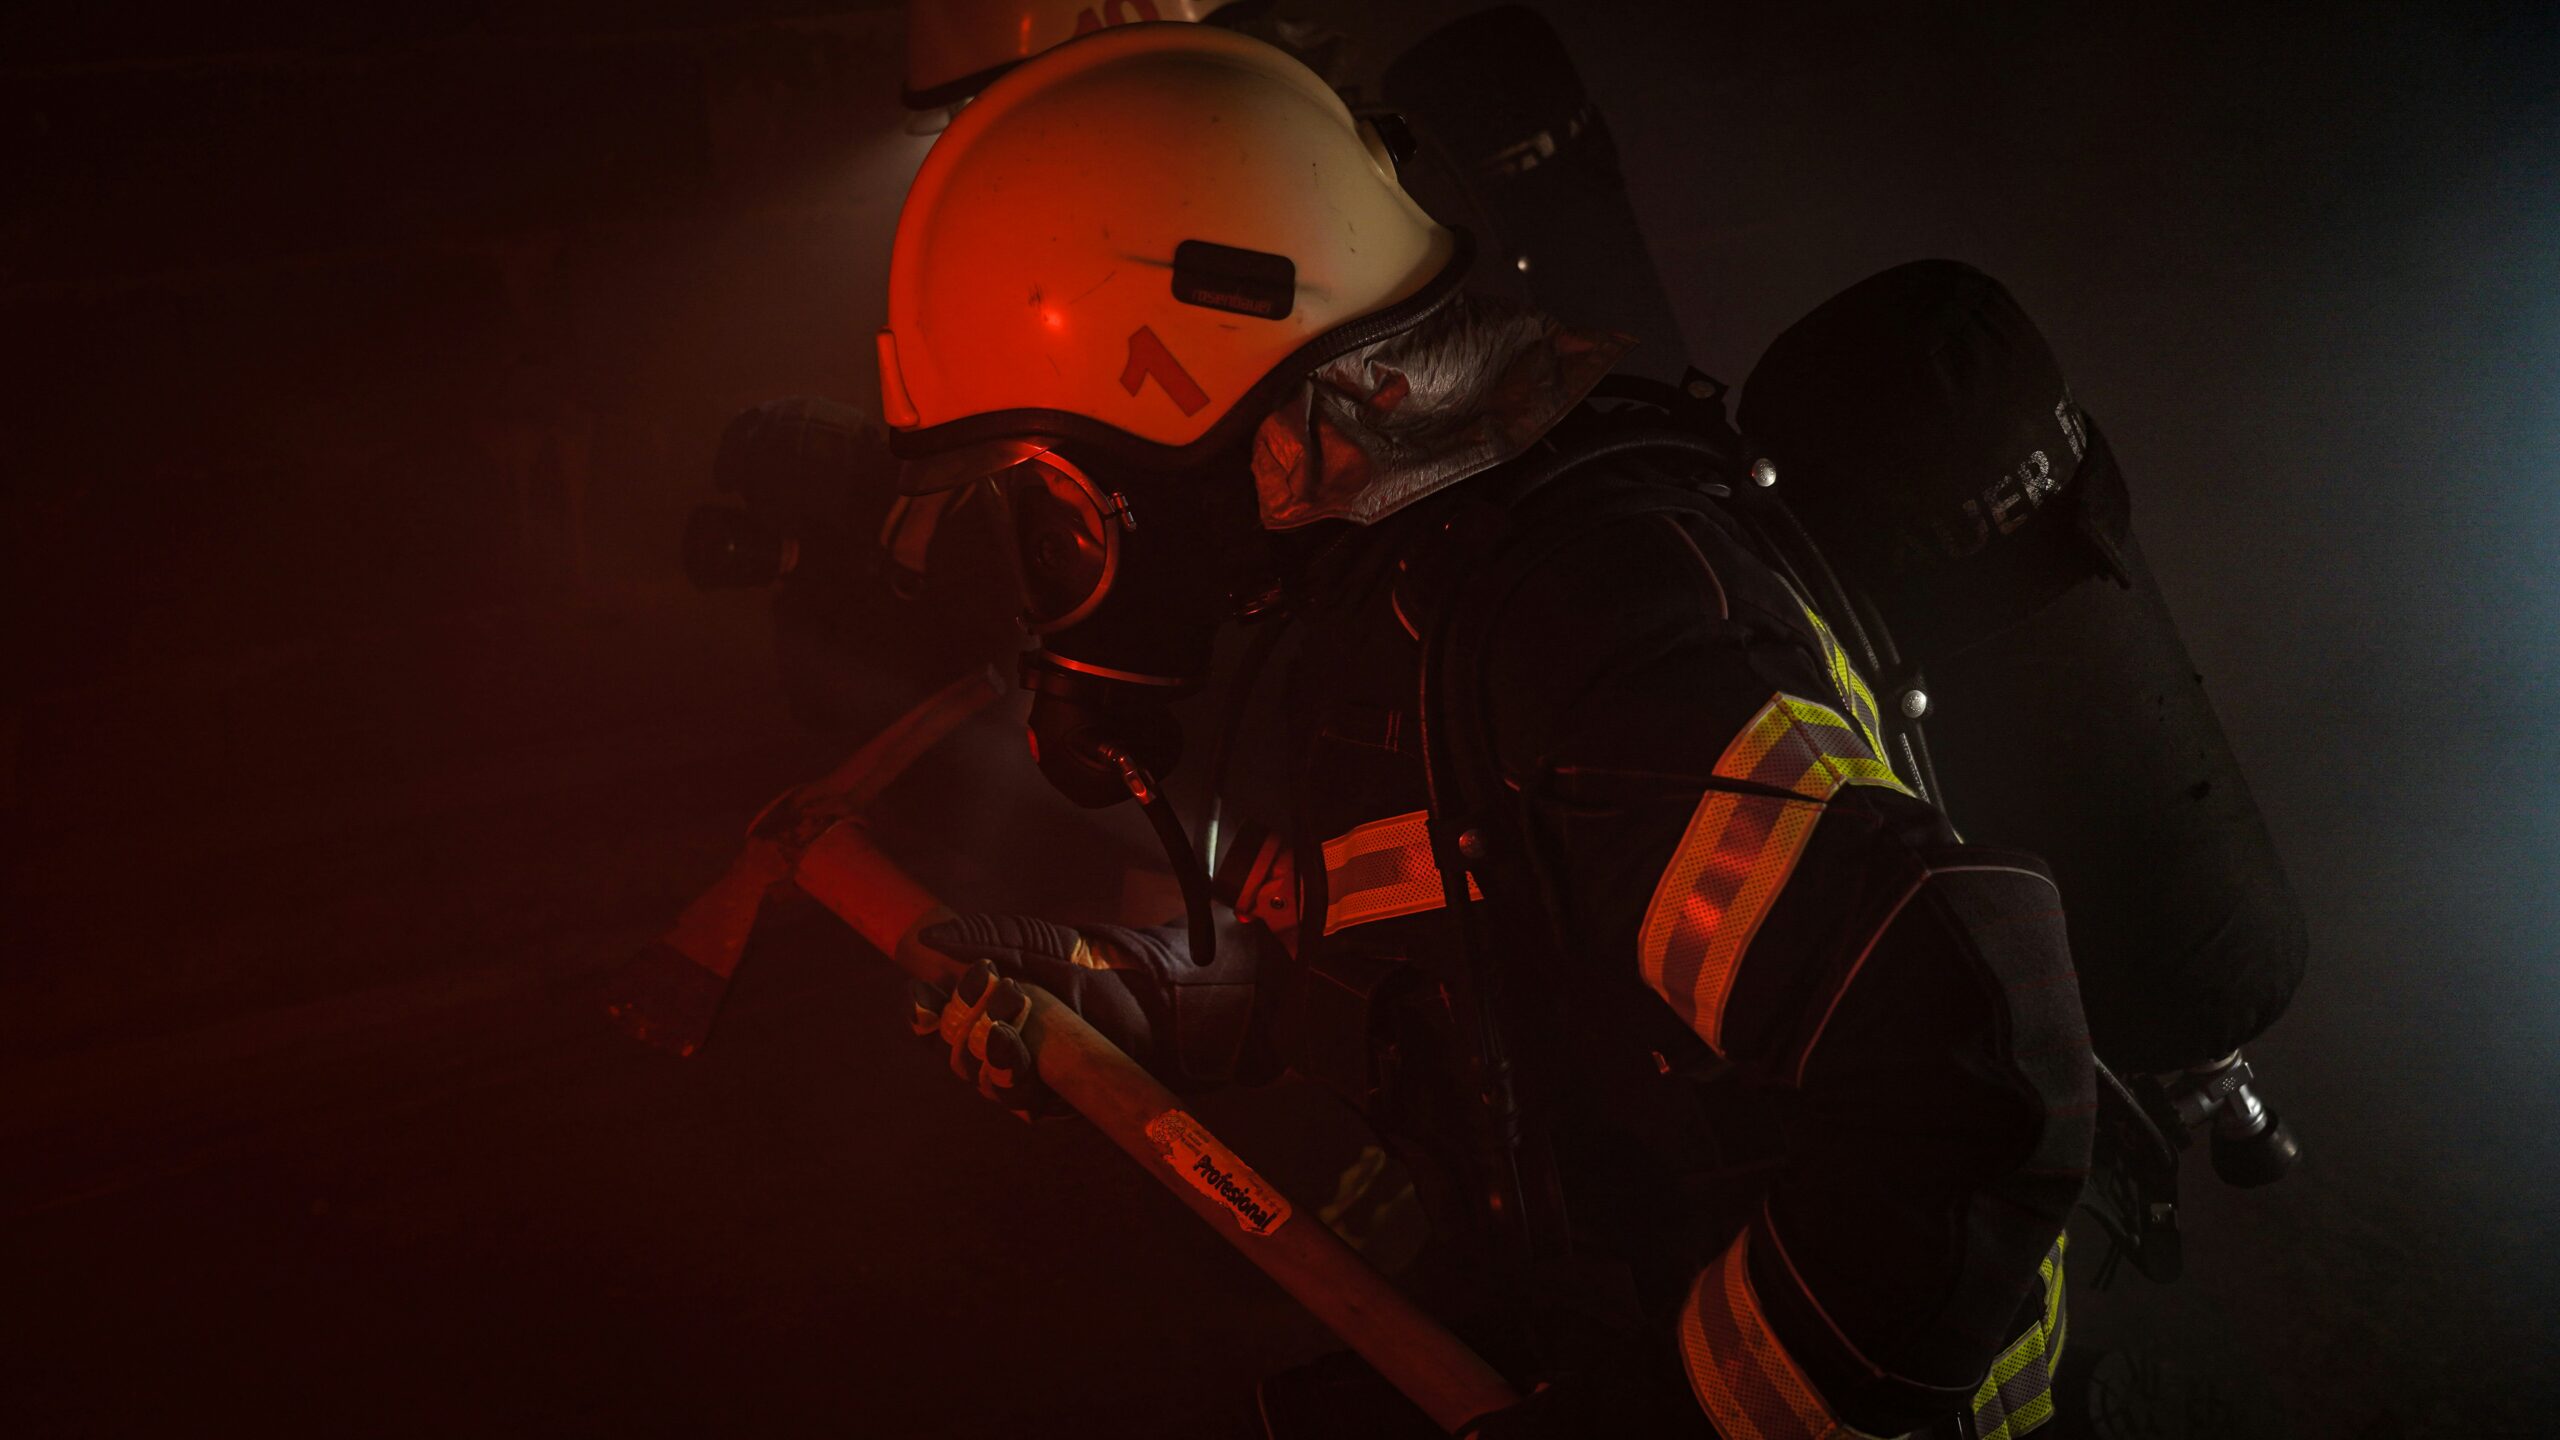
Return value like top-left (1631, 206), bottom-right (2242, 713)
top-left (1478, 505), bottom-right (2094, 1438)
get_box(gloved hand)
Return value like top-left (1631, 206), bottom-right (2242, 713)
top-left (908, 911), bottom-right (1273, 1116)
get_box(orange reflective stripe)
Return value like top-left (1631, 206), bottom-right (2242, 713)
top-left (1678, 1232), bottom-right (1882, 1440)
top-left (1637, 694), bottom-right (1911, 1053)
top-left (1321, 810), bottom-right (1481, 935)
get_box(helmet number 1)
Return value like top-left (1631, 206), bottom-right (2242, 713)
top-left (1121, 325), bottom-right (1210, 417)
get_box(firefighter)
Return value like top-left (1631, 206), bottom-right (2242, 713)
top-left (888, 24), bottom-right (2093, 1438)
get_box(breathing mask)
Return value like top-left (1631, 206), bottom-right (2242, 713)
top-left (958, 441), bottom-right (1253, 803)
top-left (940, 441), bottom-right (1263, 971)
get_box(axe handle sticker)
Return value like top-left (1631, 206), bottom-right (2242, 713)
top-left (1146, 1109), bottom-right (1293, 1236)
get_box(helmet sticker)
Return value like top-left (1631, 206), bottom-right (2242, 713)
top-left (1171, 239), bottom-right (1297, 321)
top-left (1120, 325), bottom-right (1211, 416)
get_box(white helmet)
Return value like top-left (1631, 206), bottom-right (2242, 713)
top-left (877, 22), bottom-right (1464, 491)
top-left (904, 0), bottom-right (1245, 108)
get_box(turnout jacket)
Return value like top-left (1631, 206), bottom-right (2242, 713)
top-left (1260, 454), bottom-right (2094, 1438)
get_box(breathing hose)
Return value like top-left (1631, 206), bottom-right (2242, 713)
top-left (1102, 743), bottom-right (1219, 972)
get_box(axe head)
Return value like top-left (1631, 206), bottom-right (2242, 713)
top-left (599, 666), bottom-right (1005, 1057)
top-left (599, 941), bottom-right (743, 1058)
top-left (599, 839), bottom-right (794, 1056)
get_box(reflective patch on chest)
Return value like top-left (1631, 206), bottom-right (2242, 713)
top-left (1146, 1109), bottom-right (1293, 1236)
top-left (1321, 809), bottom-right (1483, 935)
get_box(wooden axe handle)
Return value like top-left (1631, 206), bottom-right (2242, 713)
top-left (791, 666), bottom-right (1007, 820)
top-left (794, 821), bottom-right (1520, 1434)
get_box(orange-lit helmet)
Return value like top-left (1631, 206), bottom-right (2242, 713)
top-left (876, 22), bottom-right (1463, 492)
top-left (904, 0), bottom-right (1244, 108)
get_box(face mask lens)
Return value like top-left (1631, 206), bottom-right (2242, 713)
top-left (986, 457), bottom-right (1118, 633)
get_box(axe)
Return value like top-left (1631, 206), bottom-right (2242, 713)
top-left (611, 674), bottom-right (1520, 1431)
top-left (793, 820), bottom-right (1519, 1434)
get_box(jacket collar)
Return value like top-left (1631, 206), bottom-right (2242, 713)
top-left (1249, 293), bottom-right (1634, 530)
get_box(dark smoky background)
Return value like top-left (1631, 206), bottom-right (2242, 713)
top-left (3, 2), bottom-right (2553, 1435)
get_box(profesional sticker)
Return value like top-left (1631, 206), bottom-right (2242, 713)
top-left (1146, 1109), bottom-right (1292, 1236)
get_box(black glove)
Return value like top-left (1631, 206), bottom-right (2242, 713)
top-left (908, 911), bottom-right (1273, 1114)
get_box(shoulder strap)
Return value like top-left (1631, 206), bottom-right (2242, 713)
top-left (1395, 417), bottom-right (1752, 1268)
top-left (1417, 428), bottom-right (1746, 842)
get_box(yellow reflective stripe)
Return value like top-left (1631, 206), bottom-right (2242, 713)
top-left (1796, 599), bottom-right (1890, 766)
top-left (1842, 664), bottom-right (1885, 765)
top-left (1989, 1331), bottom-right (2044, 1386)
top-left (1320, 810), bottom-right (1481, 935)
top-left (1815, 611), bottom-right (1884, 759)
top-left (1678, 1232), bottom-right (1883, 1440)
top-left (1774, 694), bottom-right (1908, 793)
top-left (1994, 1391), bottom-right (2057, 1440)
top-left (1970, 1233), bottom-right (2069, 1440)
top-left (2046, 1232), bottom-right (2067, 1340)
top-left (1636, 693), bottom-right (1912, 1052)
